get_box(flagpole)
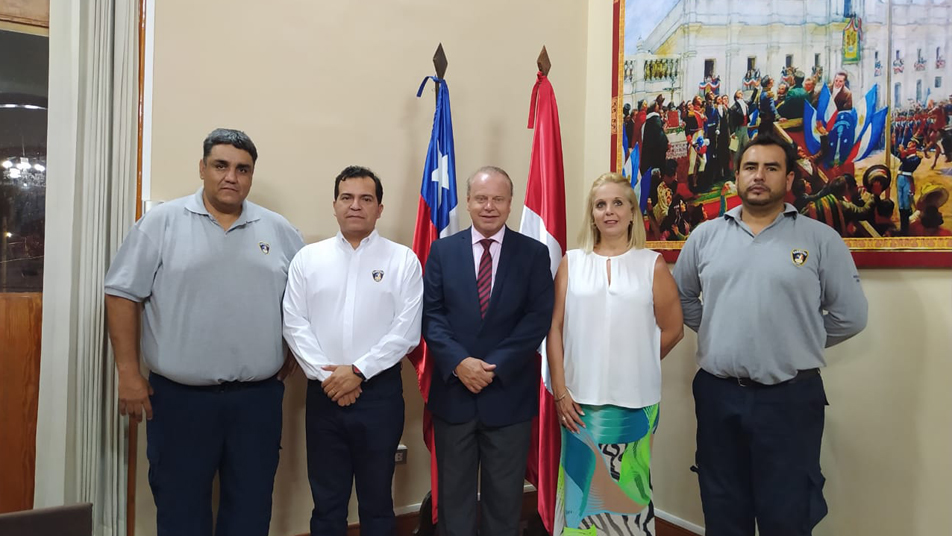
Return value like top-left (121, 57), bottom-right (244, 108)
top-left (432, 43), bottom-right (448, 220)
top-left (432, 43), bottom-right (447, 106)
top-left (537, 45), bottom-right (551, 77)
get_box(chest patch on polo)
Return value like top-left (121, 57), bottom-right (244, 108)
top-left (791, 248), bottom-right (809, 266)
top-left (259, 241), bottom-right (271, 254)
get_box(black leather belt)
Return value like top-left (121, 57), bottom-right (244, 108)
top-left (728, 368), bottom-right (820, 388)
top-left (153, 373), bottom-right (277, 392)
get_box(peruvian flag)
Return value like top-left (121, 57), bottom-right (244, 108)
top-left (519, 70), bottom-right (566, 534)
top-left (409, 75), bottom-right (459, 524)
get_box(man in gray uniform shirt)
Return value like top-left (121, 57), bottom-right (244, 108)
top-left (673, 132), bottom-right (867, 536)
top-left (104, 128), bottom-right (304, 536)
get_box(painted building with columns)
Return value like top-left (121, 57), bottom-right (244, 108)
top-left (622, 0), bottom-right (952, 111)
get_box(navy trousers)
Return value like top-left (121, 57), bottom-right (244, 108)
top-left (693, 369), bottom-right (829, 536)
top-left (306, 364), bottom-right (405, 536)
top-left (146, 373), bottom-right (284, 536)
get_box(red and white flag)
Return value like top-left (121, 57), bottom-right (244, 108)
top-left (519, 70), bottom-right (566, 534)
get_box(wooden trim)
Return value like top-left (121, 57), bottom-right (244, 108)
top-left (0, 20), bottom-right (47, 35)
top-left (0, 0), bottom-right (49, 28)
top-left (657, 517), bottom-right (703, 536)
top-left (128, 1), bottom-right (147, 535)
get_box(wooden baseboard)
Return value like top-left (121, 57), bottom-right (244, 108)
top-left (306, 492), bottom-right (703, 536)
top-left (657, 517), bottom-right (702, 536)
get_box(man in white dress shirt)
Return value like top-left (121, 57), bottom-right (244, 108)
top-left (283, 165), bottom-right (423, 536)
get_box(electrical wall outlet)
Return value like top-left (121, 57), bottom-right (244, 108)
top-left (394, 444), bottom-right (408, 465)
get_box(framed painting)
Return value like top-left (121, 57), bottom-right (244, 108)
top-left (611, 0), bottom-right (952, 267)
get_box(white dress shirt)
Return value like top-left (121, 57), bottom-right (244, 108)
top-left (283, 230), bottom-right (423, 381)
top-left (471, 226), bottom-right (505, 291)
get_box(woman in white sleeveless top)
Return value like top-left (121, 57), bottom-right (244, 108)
top-left (547, 173), bottom-right (683, 535)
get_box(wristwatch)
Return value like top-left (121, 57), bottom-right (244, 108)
top-left (352, 364), bottom-right (366, 382)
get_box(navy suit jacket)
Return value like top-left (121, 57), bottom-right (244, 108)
top-left (422, 227), bottom-right (554, 427)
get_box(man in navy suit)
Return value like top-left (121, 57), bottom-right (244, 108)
top-left (423, 166), bottom-right (554, 536)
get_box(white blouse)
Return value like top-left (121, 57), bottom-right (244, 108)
top-left (562, 247), bottom-right (662, 408)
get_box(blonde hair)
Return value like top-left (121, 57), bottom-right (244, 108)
top-left (578, 172), bottom-right (646, 252)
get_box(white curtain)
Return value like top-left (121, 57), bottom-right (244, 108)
top-left (72, 0), bottom-right (138, 534)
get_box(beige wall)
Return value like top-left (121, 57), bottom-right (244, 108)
top-left (581, 5), bottom-right (952, 535)
top-left (650, 270), bottom-right (952, 535)
top-left (141, 1), bottom-right (590, 535)
top-left (137, 1), bottom-right (952, 535)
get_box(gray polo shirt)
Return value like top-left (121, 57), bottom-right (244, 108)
top-left (673, 203), bottom-right (868, 384)
top-left (104, 188), bottom-right (305, 385)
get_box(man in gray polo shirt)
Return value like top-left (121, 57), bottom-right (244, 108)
top-left (673, 132), bottom-right (867, 536)
top-left (104, 128), bottom-right (304, 536)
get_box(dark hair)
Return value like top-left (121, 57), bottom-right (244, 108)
top-left (843, 174), bottom-right (858, 190)
top-left (792, 177), bottom-right (807, 196)
top-left (203, 128), bottom-right (258, 163)
top-left (829, 177), bottom-right (847, 197)
top-left (921, 205), bottom-right (944, 228)
top-left (689, 204), bottom-right (706, 226)
top-left (734, 132), bottom-right (798, 175)
top-left (876, 198), bottom-right (895, 217)
top-left (334, 165), bottom-right (383, 203)
top-left (835, 70), bottom-right (849, 82)
top-left (671, 193), bottom-right (686, 212)
top-left (664, 159), bottom-right (678, 177)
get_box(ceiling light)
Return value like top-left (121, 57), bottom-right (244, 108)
top-left (33, 164), bottom-right (45, 172)
top-left (4, 232), bottom-right (12, 238)
top-left (9, 168), bottom-right (21, 178)
top-left (0, 103), bottom-right (47, 110)
top-left (1, 160), bottom-right (11, 169)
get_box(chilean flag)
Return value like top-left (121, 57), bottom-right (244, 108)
top-left (803, 101), bottom-right (824, 155)
top-left (816, 84), bottom-right (839, 131)
top-left (519, 71), bottom-right (566, 534)
top-left (409, 75), bottom-right (459, 524)
top-left (621, 126), bottom-right (646, 213)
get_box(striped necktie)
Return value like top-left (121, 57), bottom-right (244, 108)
top-left (477, 239), bottom-right (493, 317)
